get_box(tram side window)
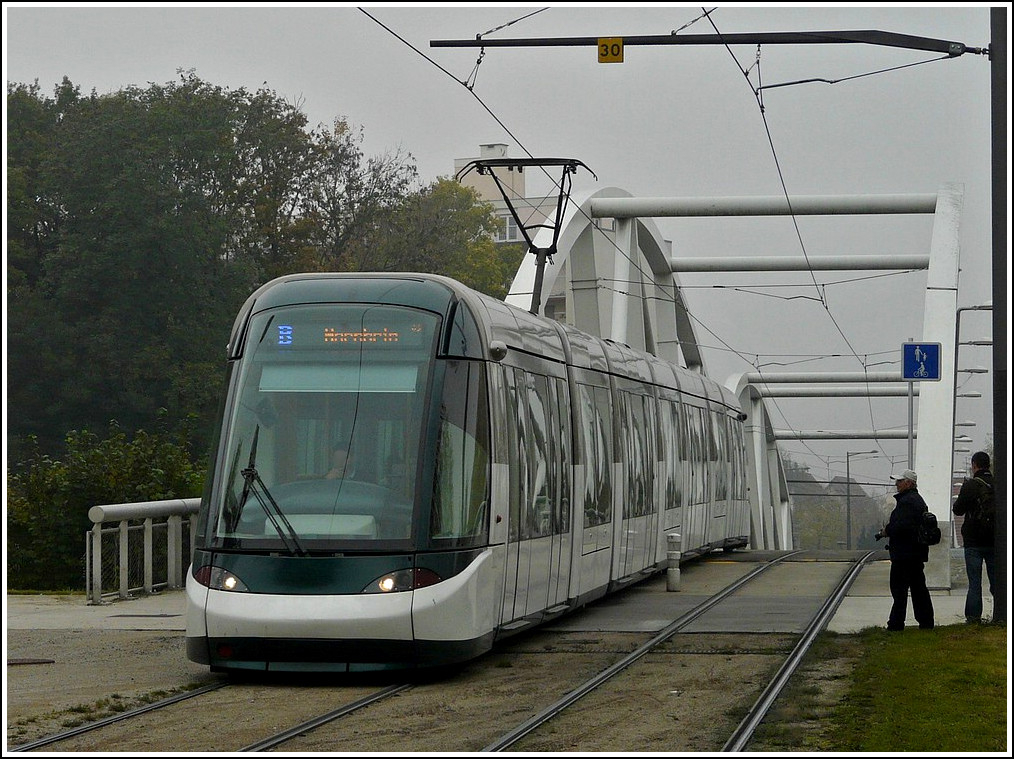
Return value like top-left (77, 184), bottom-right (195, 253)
top-left (578, 383), bottom-right (612, 528)
top-left (662, 400), bottom-right (682, 510)
top-left (733, 423), bottom-right (747, 500)
top-left (690, 407), bottom-right (705, 504)
top-left (727, 418), bottom-right (738, 499)
top-left (714, 414), bottom-right (728, 500)
top-left (522, 372), bottom-right (553, 539)
top-left (431, 360), bottom-right (491, 544)
top-left (619, 391), bottom-right (652, 519)
top-left (684, 407), bottom-right (696, 504)
top-left (618, 393), bottom-right (631, 518)
top-left (552, 377), bottom-right (572, 534)
top-left (727, 420), bottom-right (739, 500)
top-left (503, 368), bottom-right (526, 543)
top-left (707, 409), bottom-right (720, 462)
top-left (489, 364), bottom-right (510, 465)
top-left (701, 408), bottom-right (713, 502)
top-left (637, 393), bottom-right (654, 516)
top-left (660, 401), bottom-right (672, 508)
top-left (674, 400), bottom-right (689, 509)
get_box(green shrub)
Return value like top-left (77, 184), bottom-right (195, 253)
top-left (7, 411), bottom-right (205, 590)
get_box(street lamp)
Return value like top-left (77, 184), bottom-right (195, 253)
top-left (846, 450), bottom-right (877, 551)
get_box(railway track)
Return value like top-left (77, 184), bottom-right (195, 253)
top-left (10, 550), bottom-right (875, 753)
top-left (9, 683), bottom-right (230, 752)
top-left (485, 549), bottom-right (876, 752)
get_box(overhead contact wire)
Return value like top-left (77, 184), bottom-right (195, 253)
top-left (362, 7), bottom-right (897, 456)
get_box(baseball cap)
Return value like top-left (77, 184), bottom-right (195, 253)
top-left (890, 469), bottom-right (918, 484)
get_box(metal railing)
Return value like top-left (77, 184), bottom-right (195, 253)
top-left (85, 498), bottom-right (201, 605)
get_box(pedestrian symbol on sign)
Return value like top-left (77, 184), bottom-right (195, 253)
top-left (902, 342), bottom-right (941, 381)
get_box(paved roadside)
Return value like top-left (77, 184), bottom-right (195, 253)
top-left (6, 590), bottom-right (186, 632)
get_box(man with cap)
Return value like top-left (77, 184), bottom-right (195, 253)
top-left (875, 468), bottom-right (934, 630)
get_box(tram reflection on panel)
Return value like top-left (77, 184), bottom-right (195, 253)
top-left (185, 272), bottom-right (750, 673)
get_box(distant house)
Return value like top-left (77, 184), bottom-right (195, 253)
top-left (454, 142), bottom-right (555, 244)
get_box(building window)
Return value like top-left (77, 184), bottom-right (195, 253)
top-left (495, 214), bottom-right (520, 242)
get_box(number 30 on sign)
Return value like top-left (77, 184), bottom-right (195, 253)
top-left (598, 38), bottom-right (623, 63)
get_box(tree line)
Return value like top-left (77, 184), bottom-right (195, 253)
top-left (6, 72), bottom-right (523, 588)
top-left (782, 456), bottom-right (889, 550)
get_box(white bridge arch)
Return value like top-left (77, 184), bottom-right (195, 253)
top-left (504, 183), bottom-right (964, 579)
top-left (506, 186), bottom-right (790, 551)
top-left (506, 187), bottom-right (704, 373)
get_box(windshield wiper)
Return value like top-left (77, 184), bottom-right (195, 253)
top-left (239, 426), bottom-right (308, 557)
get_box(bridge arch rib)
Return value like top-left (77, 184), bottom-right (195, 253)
top-left (504, 183), bottom-right (963, 565)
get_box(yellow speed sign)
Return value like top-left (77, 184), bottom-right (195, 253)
top-left (598, 37), bottom-right (623, 63)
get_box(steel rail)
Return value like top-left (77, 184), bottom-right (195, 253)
top-left (482, 550), bottom-right (805, 752)
top-left (722, 550), bottom-right (878, 752)
top-left (9, 680), bottom-right (228, 752)
top-left (239, 683), bottom-right (413, 751)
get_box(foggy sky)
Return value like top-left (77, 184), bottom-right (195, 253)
top-left (4, 4), bottom-right (1005, 496)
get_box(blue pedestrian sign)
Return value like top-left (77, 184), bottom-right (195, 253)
top-left (902, 342), bottom-right (941, 381)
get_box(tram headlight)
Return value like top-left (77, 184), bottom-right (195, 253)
top-left (363, 567), bottom-right (442, 593)
top-left (193, 565), bottom-right (249, 592)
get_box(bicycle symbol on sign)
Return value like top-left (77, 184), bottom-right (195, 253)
top-left (902, 342), bottom-right (941, 382)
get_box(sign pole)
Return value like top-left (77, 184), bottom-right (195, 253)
top-left (907, 338), bottom-right (915, 468)
top-left (908, 380), bottom-right (915, 468)
top-left (901, 339), bottom-right (942, 470)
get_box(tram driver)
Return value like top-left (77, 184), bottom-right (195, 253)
top-left (325, 447), bottom-right (356, 480)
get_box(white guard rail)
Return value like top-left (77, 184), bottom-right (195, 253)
top-left (86, 498), bottom-right (201, 605)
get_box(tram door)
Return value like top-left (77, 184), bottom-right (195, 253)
top-left (614, 389), bottom-right (657, 577)
top-left (501, 368), bottom-right (567, 624)
top-left (710, 411), bottom-right (730, 544)
top-left (684, 403), bottom-right (707, 553)
top-left (657, 397), bottom-right (684, 563)
top-left (572, 382), bottom-right (614, 599)
top-left (547, 377), bottom-right (573, 611)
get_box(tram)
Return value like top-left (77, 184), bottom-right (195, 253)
top-left (185, 272), bottom-right (750, 673)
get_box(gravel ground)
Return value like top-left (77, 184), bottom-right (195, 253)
top-left (6, 627), bottom-right (798, 752)
top-left (6, 629), bottom-right (214, 747)
top-left (6, 552), bottom-right (973, 751)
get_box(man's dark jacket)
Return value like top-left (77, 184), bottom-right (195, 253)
top-left (952, 469), bottom-right (995, 548)
top-left (885, 486), bottom-right (930, 562)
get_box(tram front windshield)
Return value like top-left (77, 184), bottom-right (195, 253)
top-left (212, 304), bottom-right (439, 550)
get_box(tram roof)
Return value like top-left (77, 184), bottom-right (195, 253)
top-left (467, 294), bottom-right (568, 364)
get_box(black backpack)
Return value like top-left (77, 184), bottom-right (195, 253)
top-left (969, 476), bottom-right (995, 531)
top-left (917, 507), bottom-right (942, 546)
